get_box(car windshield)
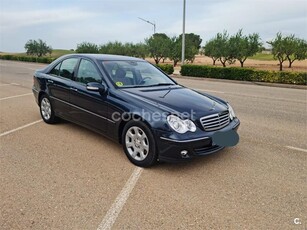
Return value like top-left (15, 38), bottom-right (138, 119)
top-left (101, 60), bottom-right (175, 88)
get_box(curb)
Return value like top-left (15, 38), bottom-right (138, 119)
top-left (170, 74), bottom-right (307, 90)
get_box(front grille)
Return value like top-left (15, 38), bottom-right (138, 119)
top-left (200, 111), bottom-right (230, 131)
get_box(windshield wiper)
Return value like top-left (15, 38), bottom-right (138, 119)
top-left (147, 83), bottom-right (175, 87)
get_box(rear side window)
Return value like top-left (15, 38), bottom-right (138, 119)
top-left (59, 58), bottom-right (79, 79)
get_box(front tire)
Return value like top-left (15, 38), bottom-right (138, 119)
top-left (122, 121), bottom-right (158, 167)
top-left (39, 94), bottom-right (58, 124)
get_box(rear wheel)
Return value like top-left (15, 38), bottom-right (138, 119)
top-left (122, 121), bottom-right (158, 167)
top-left (39, 95), bottom-right (58, 124)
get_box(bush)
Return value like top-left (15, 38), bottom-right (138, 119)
top-left (0, 55), bottom-right (55, 64)
top-left (180, 65), bottom-right (306, 85)
top-left (156, 64), bottom-right (174, 74)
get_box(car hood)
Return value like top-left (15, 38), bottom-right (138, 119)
top-left (121, 85), bottom-right (228, 119)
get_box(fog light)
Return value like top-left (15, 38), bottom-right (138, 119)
top-left (181, 150), bottom-right (188, 156)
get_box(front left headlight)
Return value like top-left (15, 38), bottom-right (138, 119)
top-left (227, 103), bottom-right (236, 120)
top-left (167, 115), bottom-right (196, 134)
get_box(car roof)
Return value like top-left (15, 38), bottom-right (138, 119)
top-left (61, 53), bottom-right (145, 62)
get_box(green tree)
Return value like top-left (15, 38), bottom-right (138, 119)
top-left (131, 43), bottom-right (148, 59)
top-left (215, 31), bottom-right (235, 67)
top-left (99, 41), bottom-right (148, 58)
top-left (267, 33), bottom-right (296, 71)
top-left (229, 29), bottom-right (262, 67)
top-left (168, 34), bottom-right (200, 66)
top-left (168, 36), bottom-right (182, 66)
top-left (145, 33), bottom-right (172, 64)
top-left (179, 33), bottom-right (202, 63)
top-left (24, 39), bottom-right (52, 57)
top-left (179, 33), bottom-right (202, 50)
top-left (99, 41), bottom-right (125, 55)
top-left (203, 39), bottom-right (219, 65)
top-left (283, 36), bottom-right (307, 68)
top-left (76, 42), bottom-right (99, 53)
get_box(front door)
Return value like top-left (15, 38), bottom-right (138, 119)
top-left (69, 58), bottom-right (109, 133)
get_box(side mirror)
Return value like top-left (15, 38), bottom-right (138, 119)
top-left (86, 82), bottom-right (107, 95)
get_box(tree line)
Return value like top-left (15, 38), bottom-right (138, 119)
top-left (204, 30), bottom-right (307, 71)
top-left (74, 33), bottom-right (202, 67)
top-left (24, 31), bottom-right (307, 71)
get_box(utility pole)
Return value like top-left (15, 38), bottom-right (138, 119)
top-left (138, 17), bottom-right (156, 34)
top-left (181, 0), bottom-right (186, 65)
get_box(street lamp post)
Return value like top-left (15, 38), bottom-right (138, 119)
top-left (138, 17), bottom-right (156, 34)
top-left (181, 0), bottom-right (186, 65)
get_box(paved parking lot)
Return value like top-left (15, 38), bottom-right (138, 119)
top-left (0, 60), bottom-right (306, 229)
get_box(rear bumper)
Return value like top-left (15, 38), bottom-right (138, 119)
top-left (155, 118), bottom-right (240, 162)
top-left (32, 87), bottom-right (39, 105)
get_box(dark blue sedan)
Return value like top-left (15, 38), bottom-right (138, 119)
top-left (32, 54), bottom-right (240, 167)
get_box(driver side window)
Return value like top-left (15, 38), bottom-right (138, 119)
top-left (76, 59), bottom-right (101, 84)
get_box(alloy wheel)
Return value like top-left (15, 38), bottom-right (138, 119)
top-left (125, 126), bottom-right (149, 161)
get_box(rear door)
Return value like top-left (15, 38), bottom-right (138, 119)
top-left (47, 58), bottom-right (79, 118)
top-left (69, 58), bottom-right (109, 133)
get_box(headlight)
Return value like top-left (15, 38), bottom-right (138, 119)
top-left (227, 103), bottom-right (236, 120)
top-left (167, 115), bottom-right (196, 134)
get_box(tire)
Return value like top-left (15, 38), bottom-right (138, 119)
top-left (39, 94), bottom-right (58, 124)
top-left (122, 120), bottom-right (158, 167)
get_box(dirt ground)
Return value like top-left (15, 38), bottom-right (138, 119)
top-left (148, 55), bottom-right (307, 72)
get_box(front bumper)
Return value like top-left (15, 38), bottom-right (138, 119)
top-left (155, 118), bottom-right (240, 162)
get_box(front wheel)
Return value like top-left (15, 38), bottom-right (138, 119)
top-left (122, 121), bottom-right (158, 167)
top-left (40, 95), bottom-right (58, 124)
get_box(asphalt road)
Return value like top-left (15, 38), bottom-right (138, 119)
top-left (0, 60), bottom-right (306, 230)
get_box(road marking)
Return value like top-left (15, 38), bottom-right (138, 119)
top-left (0, 120), bottom-right (42, 137)
top-left (194, 88), bottom-right (225, 94)
top-left (0, 83), bottom-right (20, 86)
top-left (285, 146), bottom-right (307, 153)
top-left (97, 167), bottom-right (143, 230)
top-left (0, 93), bottom-right (32, 101)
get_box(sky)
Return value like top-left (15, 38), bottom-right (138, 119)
top-left (0, 0), bottom-right (306, 52)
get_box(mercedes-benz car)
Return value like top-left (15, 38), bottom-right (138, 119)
top-left (32, 54), bottom-right (240, 167)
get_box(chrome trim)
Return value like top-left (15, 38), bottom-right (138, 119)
top-left (32, 88), bottom-right (39, 93)
top-left (49, 96), bottom-right (115, 123)
top-left (86, 86), bottom-right (99, 91)
top-left (160, 136), bottom-right (210, 143)
top-left (200, 111), bottom-right (230, 131)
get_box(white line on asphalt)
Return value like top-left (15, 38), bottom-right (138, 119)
top-left (194, 88), bottom-right (225, 94)
top-left (0, 93), bottom-right (32, 101)
top-left (285, 146), bottom-right (307, 153)
top-left (97, 167), bottom-right (143, 230)
top-left (0, 83), bottom-right (20, 86)
top-left (0, 120), bottom-right (42, 137)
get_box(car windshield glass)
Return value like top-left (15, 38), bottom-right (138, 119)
top-left (101, 60), bottom-right (175, 88)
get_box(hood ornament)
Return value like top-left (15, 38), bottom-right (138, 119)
top-left (209, 101), bottom-right (216, 111)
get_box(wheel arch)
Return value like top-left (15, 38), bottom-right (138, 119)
top-left (118, 113), bottom-right (153, 144)
top-left (38, 91), bottom-right (47, 106)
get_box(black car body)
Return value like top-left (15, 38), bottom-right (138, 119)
top-left (32, 54), bottom-right (240, 167)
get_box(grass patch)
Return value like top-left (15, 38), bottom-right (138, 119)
top-left (51, 49), bottom-right (75, 58)
top-left (249, 53), bottom-right (275, 61)
top-left (0, 49), bottom-right (75, 58)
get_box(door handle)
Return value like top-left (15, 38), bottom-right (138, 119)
top-left (70, 87), bottom-right (78, 92)
top-left (47, 79), bottom-right (53, 83)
